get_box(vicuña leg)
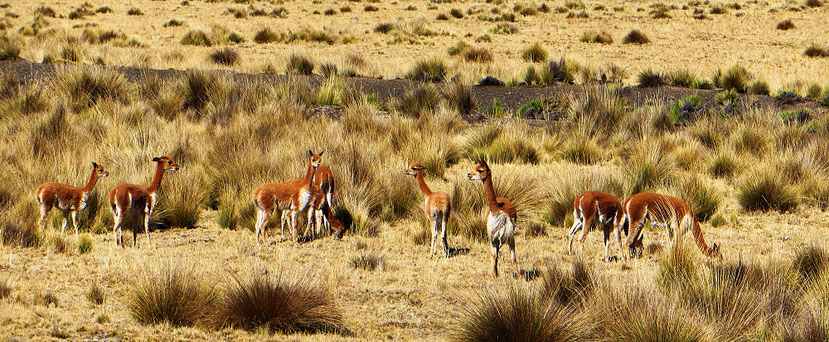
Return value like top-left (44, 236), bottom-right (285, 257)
top-left (491, 245), bottom-right (500, 278)
top-left (255, 209), bottom-right (271, 245)
top-left (38, 205), bottom-right (51, 232)
top-left (440, 213), bottom-right (449, 258)
top-left (509, 240), bottom-right (519, 278)
top-left (60, 211), bottom-right (69, 235)
top-left (71, 211), bottom-right (80, 236)
top-left (143, 205), bottom-right (153, 248)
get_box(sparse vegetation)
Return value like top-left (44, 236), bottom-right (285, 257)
top-left (521, 43), bottom-right (548, 62)
top-left (777, 19), bottom-right (795, 30)
top-left (209, 47), bottom-right (239, 66)
top-left (286, 54), bottom-right (315, 75)
top-left (127, 267), bottom-right (215, 326)
top-left (405, 58), bottom-right (447, 82)
top-left (580, 31), bottom-right (613, 44)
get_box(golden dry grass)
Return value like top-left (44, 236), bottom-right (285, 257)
top-left (5, 0), bottom-right (829, 87)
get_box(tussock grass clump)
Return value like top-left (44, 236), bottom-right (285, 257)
top-left (254, 28), bottom-right (286, 44)
top-left (579, 31), bottom-right (613, 44)
top-left (521, 42), bottom-right (547, 62)
top-left (180, 29), bottom-right (212, 46)
top-left (713, 65), bottom-right (751, 92)
top-left (443, 82), bottom-right (475, 115)
top-left (209, 47), bottom-right (239, 66)
top-left (215, 271), bottom-right (346, 334)
top-left (163, 19), bottom-right (184, 27)
top-left (708, 149), bottom-right (741, 178)
top-left (35, 291), bottom-right (59, 307)
top-left (749, 80), bottom-right (770, 95)
top-left (806, 0), bottom-right (823, 7)
top-left (0, 34), bottom-right (21, 60)
top-left (286, 54), bottom-right (315, 75)
top-left (452, 286), bottom-right (587, 342)
top-left (127, 7), bottom-right (144, 15)
top-left (86, 281), bottom-right (105, 305)
top-left (395, 85), bottom-right (441, 117)
top-left (804, 44), bottom-right (829, 58)
top-left (2, 221), bottom-right (42, 248)
top-left (559, 136), bottom-right (602, 165)
top-left (806, 84), bottom-right (822, 99)
top-left (0, 278), bottom-right (10, 299)
top-left (793, 246), bottom-right (828, 281)
top-left (637, 69), bottom-right (665, 87)
top-left (405, 58), bottom-right (447, 83)
top-left (675, 175), bottom-right (721, 222)
top-left (736, 168), bottom-right (799, 212)
top-left (539, 259), bottom-right (596, 305)
top-left (349, 251), bottom-right (384, 271)
top-left (53, 68), bottom-right (131, 111)
top-left (463, 47), bottom-right (493, 63)
top-left (34, 5), bottom-right (57, 17)
top-left (624, 144), bottom-right (676, 195)
top-left (777, 19), bottom-right (795, 30)
top-left (127, 267), bottom-right (215, 327)
top-left (622, 29), bottom-right (650, 44)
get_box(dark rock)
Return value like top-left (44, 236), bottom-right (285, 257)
top-left (521, 106), bottom-right (540, 119)
top-left (478, 76), bottom-right (504, 86)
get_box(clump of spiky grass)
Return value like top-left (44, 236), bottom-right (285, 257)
top-left (793, 246), bottom-right (828, 282)
top-left (736, 167), bottom-right (799, 212)
top-left (777, 19), bottom-right (795, 30)
top-left (78, 234), bottom-right (92, 254)
top-left (180, 29), bottom-right (212, 46)
top-left (624, 144), bottom-right (676, 195)
top-left (463, 47), bottom-right (493, 63)
top-left (521, 42), bottom-right (548, 62)
top-left (443, 82), bottom-right (475, 115)
top-left (559, 135), bottom-right (603, 165)
top-left (209, 47), bottom-right (239, 66)
top-left (286, 54), bottom-right (314, 75)
top-left (713, 65), bottom-right (751, 92)
top-left (1, 221), bottom-right (42, 248)
top-left (579, 31), bottom-right (613, 44)
top-left (0, 278), bottom-right (10, 299)
top-left (86, 281), bottom-right (105, 305)
top-left (214, 270), bottom-right (346, 334)
top-left (675, 175), bottom-right (721, 222)
top-left (254, 28), bottom-right (285, 44)
top-left (349, 251), bottom-right (384, 271)
top-left (539, 259), bottom-right (596, 305)
top-left (127, 266), bottom-right (216, 327)
top-left (53, 68), bottom-right (131, 111)
top-left (622, 29), bottom-right (650, 44)
top-left (0, 34), bottom-right (21, 60)
top-left (405, 58), bottom-right (447, 83)
top-left (637, 69), bottom-right (665, 87)
top-left (804, 44), bottom-right (829, 58)
top-left (748, 80), bottom-right (770, 95)
top-left (452, 285), bottom-right (588, 342)
top-left (395, 85), bottom-right (441, 117)
top-left (708, 149), bottom-right (741, 179)
top-left (153, 171), bottom-right (205, 229)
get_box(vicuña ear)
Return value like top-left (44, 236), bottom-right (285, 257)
top-left (319, 150), bottom-right (324, 156)
top-left (496, 202), bottom-right (505, 208)
top-left (152, 157), bottom-right (162, 162)
top-left (92, 162), bottom-right (98, 168)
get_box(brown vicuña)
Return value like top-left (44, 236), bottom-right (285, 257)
top-left (252, 150), bottom-right (322, 244)
top-left (283, 165), bottom-right (346, 239)
top-left (109, 156), bottom-right (179, 248)
top-left (620, 192), bottom-right (720, 259)
top-left (467, 161), bottom-right (519, 278)
top-left (406, 163), bottom-right (452, 258)
top-left (569, 191), bottom-right (641, 261)
top-left (36, 162), bottom-right (109, 235)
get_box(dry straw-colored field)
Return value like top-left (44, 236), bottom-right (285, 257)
top-left (4, 0), bottom-right (829, 86)
top-left (0, 0), bottom-right (829, 340)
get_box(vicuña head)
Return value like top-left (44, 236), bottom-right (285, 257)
top-left (93, 162), bottom-right (110, 178)
top-left (152, 156), bottom-right (180, 172)
top-left (309, 150), bottom-right (323, 169)
top-left (466, 161), bottom-right (490, 181)
top-left (405, 163), bottom-right (426, 177)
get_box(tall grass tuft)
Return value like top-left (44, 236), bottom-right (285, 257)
top-left (793, 246), bottom-right (828, 281)
top-left (77, 234), bottom-right (93, 254)
top-left (286, 54), bottom-right (314, 75)
top-left (405, 58), bottom-right (447, 83)
top-left (86, 281), bottom-right (105, 305)
top-left (452, 286), bottom-right (588, 342)
top-left (209, 47), bottom-right (239, 66)
top-left (736, 168), bottom-right (799, 212)
top-left (539, 259), bottom-right (596, 306)
top-left (214, 270), bottom-right (347, 334)
top-left (54, 68), bottom-right (131, 111)
top-left (127, 266), bottom-right (216, 327)
top-left (521, 43), bottom-right (547, 62)
top-left (622, 29), bottom-right (650, 44)
top-left (1, 221), bottom-right (42, 248)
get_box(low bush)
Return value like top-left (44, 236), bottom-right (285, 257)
top-left (404, 58), bottom-right (447, 83)
top-left (622, 29), bottom-right (650, 44)
top-left (521, 43), bottom-right (547, 62)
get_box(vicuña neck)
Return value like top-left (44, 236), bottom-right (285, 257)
top-left (302, 160), bottom-right (315, 185)
top-left (81, 167), bottom-right (99, 192)
top-left (147, 163), bottom-right (166, 194)
top-left (415, 172), bottom-right (433, 196)
top-left (482, 175), bottom-right (499, 212)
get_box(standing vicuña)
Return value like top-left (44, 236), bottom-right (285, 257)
top-left (467, 161), bottom-right (519, 278)
top-left (568, 191), bottom-right (626, 261)
top-left (36, 162), bottom-right (109, 235)
top-left (406, 163), bottom-right (452, 258)
top-left (282, 165), bottom-right (340, 239)
top-left (109, 156), bottom-right (179, 248)
top-left (252, 150), bottom-right (322, 245)
top-left (620, 192), bottom-right (720, 259)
